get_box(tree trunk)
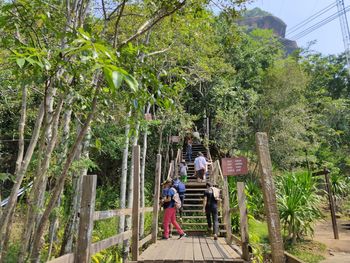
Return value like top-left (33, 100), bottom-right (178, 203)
top-left (0, 100), bottom-right (44, 263)
top-left (118, 110), bottom-right (131, 235)
top-left (19, 93), bottom-right (63, 262)
top-left (47, 98), bottom-right (73, 260)
top-left (34, 89), bottom-right (60, 230)
top-left (60, 125), bottom-right (90, 256)
top-left (15, 85), bottom-right (27, 174)
top-left (123, 121), bottom-right (140, 260)
top-left (30, 88), bottom-right (99, 262)
top-left (163, 136), bottom-right (170, 181)
top-left (18, 125), bottom-right (46, 263)
top-left (140, 104), bottom-right (151, 237)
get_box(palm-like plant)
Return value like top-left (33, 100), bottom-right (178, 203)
top-left (276, 171), bottom-right (322, 244)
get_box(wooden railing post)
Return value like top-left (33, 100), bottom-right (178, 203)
top-left (171, 160), bottom-right (175, 178)
top-left (131, 145), bottom-right (140, 261)
top-left (256, 132), bottom-right (285, 263)
top-left (167, 161), bottom-right (174, 180)
top-left (174, 156), bottom-right (179, 179)
top-left (237, 182), bottom-right (250, 261)
top-left (212, 161), bottom-right (218, 185)
top-left (152, 154), bottom-right (162, 243)
top-left (324, 169), bottom-right (339, 239)
top-left (222, 176), bottom-right (232, 244)
top-left (75, 174), bottom-right (97, 263)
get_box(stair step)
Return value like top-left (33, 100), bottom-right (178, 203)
top-left (183, 204), bottom-right (203, 207)
top-left (181, 216), bottom-right (222, 219)
top-left (184, 193), bottom-right (204, 196)
top-left (186, 184), bottom-right (206, 188)
top-left (181, 209), bottom-right (204, 213)
top-left (184, 198), bottom-right (203, 201)
top-left (185, 188), bottom-right (206, 192)
top-left (181, 222), bottom-right (226, 226)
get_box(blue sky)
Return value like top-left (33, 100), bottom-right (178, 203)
top-left (245, 0), bottom-right (350, 55)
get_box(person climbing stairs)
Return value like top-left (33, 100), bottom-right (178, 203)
top-left (179, 143), bottom-right (225, 236)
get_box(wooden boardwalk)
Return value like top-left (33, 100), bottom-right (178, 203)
top-left (138, 236), bottom-right (244, 262)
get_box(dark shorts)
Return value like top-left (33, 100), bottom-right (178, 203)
top-left (196, 169), bottom-right (205, 179)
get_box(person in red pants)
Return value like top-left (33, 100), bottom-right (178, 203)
top-left (161, 179), bottom-right (187, 240)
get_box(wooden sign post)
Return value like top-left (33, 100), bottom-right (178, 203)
top-left (324, 169), bottom-right (339, 239)
top-left (237, 182), bottom-right (250, 261)
top-left (221, 157), bottom-right (249, 254)
top-left (255, 132), bottom-right (285, 263)
top-left (313, 169), bottom-right (339, 239)
top-left (76, 175), bottom-right (97, 263)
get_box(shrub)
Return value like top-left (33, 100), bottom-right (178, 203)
top-left (276, 171), bottom-right (322, 243)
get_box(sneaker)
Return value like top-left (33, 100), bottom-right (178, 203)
top-left (161, 236), bottom-right (168, 240)
top-left (214, 234), bottom-right (218, 240)
top-left (178, 233), bottom-right (187, 239)
top-left (169, 234), bottom-right (172, 238)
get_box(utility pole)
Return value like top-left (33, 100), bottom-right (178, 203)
top-left (336, 0), bottom-right (350, 74)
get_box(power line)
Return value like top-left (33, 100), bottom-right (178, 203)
top-left (336, 0), bottom-right (350, 73)
top-left (289, 6), bottom-right (350, 40)
top-left (286, 2), bottom-right (337, 36)
top-left (291, 8), bottom-right (348, 40)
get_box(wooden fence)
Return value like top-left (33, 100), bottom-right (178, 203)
top-left (48, 146), bottom-right (162, 263)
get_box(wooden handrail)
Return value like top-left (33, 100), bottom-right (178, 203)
top-left (47, 253), bottom-right (74, 263)
top-left (93, 207), bottom-right (153, 221)
top-left (48, 147), bottom-right (163, 263)
top-left (140, 233), bottom-right (152, 247)
top-left (167, 161), bottom-right (173, 180)
top-left (90, 230), bottom-right (132, 255)
top-left (94, 208), bottom-right (132, 221)
top-left (175, 148), bottom-right (181, 164)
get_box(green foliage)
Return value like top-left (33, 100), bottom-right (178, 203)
top-left (245, 177), bottom-right (264, 219)
top-left (2, 242), bottom-right (20, 263)
top-left (248, 219), bottom-right (268, 263)
top-left (276, 171), bottom-right (323, 242)
top-left (92, 217), bottom-right (122, 263)
top-left (330, 173), bottom-right (350, 200)
top-left (95, 185), bottom-right (120, 211)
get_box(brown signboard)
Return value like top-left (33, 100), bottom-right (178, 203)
top-left (170, 136), bottom-right (180, 143)
top-left (144, 113), bottom-right (153, 121)
top-left (221, 157), bottom-right (248, 176)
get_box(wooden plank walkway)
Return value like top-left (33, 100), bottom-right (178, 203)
top-left (138, 236), bottom-right (244, 262)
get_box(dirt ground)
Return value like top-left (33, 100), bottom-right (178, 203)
top-left (313, 218), bottom-right (350, 262)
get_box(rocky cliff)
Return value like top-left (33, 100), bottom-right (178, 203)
top-left (237, 8), bottom-right (298, 55)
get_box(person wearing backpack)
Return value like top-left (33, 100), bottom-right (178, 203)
top-left (194, 152), bottom-right (207, 182)
top-left (203, 182), bottom-right (220, 240)
top-left (161, 179), bottom-right (187, 240)
top-left (179, 160), bottom-right (188, 183)
top-left (173, 177), bottom-right (186, 221)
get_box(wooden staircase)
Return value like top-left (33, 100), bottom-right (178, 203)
top-left (178, 143), bottom-right (226, 236)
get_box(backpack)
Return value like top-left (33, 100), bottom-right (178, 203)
top-left (210, 187), bottom-right (221, 201)
top-left (173, 179), bottom-right (186, 193)
top-left (171, 187), bottom-right (182, 209)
